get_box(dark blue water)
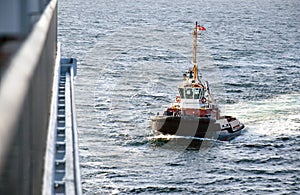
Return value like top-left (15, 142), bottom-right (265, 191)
top-left (58, 0), bottom-right (300, 194)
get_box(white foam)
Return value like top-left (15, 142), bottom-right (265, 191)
top-left (222, 93), bottom-right (300, 136)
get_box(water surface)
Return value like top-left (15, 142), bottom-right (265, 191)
top-left (58, 0), bottom-right (300, 194)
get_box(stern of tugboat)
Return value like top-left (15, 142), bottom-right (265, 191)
top-left (151, 116), bottom-right (221, 139)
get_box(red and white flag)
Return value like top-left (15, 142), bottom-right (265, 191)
top-left (197, 25), bottom-right (206, 31)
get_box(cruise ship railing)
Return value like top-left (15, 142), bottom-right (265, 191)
top-left (0, 0), bottom-right (82, 194)
top-left (43, 57), bottom-right (81, 195)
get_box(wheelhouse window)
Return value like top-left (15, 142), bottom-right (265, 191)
top-left (194, 88), bottom-right (200, 99)
top-left (179, 87), bottom-right (204, 99)
top-left (178, 88), bottom-right (184, 98)
top-left (185, 88), bottom-right (193, 99)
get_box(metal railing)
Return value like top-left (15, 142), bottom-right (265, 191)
top-left (0, 0), bottom-right (81, 194)
top-left (0, 0), bottom-right (81, 195)
top-left (42, 58), bottom-right (81, 195)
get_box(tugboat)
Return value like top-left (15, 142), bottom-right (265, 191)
top-left (151, 22), bottom-right (244, 141)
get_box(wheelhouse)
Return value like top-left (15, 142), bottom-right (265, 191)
top-left (178, 87), bottom-right (204, 100)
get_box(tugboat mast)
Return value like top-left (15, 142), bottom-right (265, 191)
top-left (192, 21), bottom-right (199, 81)
top-left (193, 22), bottom-right (198, 67)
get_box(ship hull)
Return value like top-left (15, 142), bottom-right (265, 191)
top-left (151, 116), bottom-right (244, 141)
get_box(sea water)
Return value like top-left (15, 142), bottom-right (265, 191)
top-left (58, 0), bottom-right (300, 193)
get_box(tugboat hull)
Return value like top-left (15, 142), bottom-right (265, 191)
top-left (151, 116), bottom-right (244, 141)
top-left (151, 116), bottom-right (221, 139)
top-left (218, 128), bottom-right (243, 141)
